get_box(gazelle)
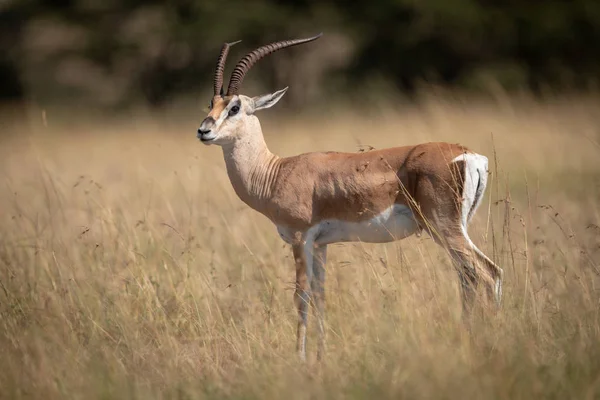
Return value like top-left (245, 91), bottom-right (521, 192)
top-left (196, 34), bottom-right (503, 361)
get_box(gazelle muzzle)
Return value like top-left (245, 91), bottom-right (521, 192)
top-left (197, 116), bottom-right (216, 141)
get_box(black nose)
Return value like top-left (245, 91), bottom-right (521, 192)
top-left (197, 116), bottom-right (215, 137)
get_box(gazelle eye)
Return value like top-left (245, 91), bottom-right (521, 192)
top-left (229, 105), bottom-right (240, 116)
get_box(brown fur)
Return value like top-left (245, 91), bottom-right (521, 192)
top-left (208, 96), bottom-right (231, 119)
top-left (247, 142), bottom-right (469, 233)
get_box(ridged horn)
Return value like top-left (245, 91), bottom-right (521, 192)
top-left (214, 40), bottom-right (241, 96)
top-left (226, 33), bottom-right (322, 96)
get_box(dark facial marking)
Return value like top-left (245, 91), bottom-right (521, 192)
top-left (228, 101), bottom-right (241, 117)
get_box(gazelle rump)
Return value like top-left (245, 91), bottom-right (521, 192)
top-left (196, 34), bottom-right (503, 361)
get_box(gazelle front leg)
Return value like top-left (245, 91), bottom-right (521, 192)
top-left (292, 242), bottom-right (312, 361)
top-left (311, 244), bottom-right (327, 360)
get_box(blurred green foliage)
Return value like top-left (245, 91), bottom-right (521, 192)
top-left (1, 0), bottom-right (600, 109)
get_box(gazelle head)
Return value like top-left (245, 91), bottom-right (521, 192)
top-left (197, 34), bottom-right (322, 146)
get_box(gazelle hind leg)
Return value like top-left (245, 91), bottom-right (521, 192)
top-left (413, 151), bottom-right (502, 317)
top-left (447, 247), bottom-right (478, 319)
top-left (445, 234), bottom-right (499, 316)
top-left (417, 221), bottom-right (496, 315)
top-left (469, 240), bottom-right (503, 308)
top-left (459, 152), bottom-right (503, 308)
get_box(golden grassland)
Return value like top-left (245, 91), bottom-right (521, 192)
top-left (1, 94), bottom-right (600, 399)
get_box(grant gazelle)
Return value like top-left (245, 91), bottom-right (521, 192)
top-left (196, 34), bottom-right (503, 361)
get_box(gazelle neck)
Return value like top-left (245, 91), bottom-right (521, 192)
top-left (221, 117), bottom-right (281, 211)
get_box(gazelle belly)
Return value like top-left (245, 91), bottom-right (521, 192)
top-left (313, 204), bottom-right (419, 245)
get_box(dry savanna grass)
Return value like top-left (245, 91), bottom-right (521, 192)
top-left (1, 94), bottom-right (600, 399)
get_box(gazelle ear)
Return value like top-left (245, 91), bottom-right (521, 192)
top-left (251, 87), bottom-right (288, 112)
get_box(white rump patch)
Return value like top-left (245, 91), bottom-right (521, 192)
top-left (451, 152), bottom-right (493, 259)
top-left (452, 152), bottom-right (488, 229)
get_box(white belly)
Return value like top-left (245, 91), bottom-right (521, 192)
top-left (277, 205), bottom-right (419, 245)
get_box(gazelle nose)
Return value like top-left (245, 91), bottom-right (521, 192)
top-left (198, 116), bottom-right (216, 138)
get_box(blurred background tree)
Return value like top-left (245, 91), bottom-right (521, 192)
top-left (1, 0), bottom-right (600, 111)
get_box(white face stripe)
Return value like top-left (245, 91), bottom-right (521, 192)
top-left (213, 96), bottom-right (240, 130)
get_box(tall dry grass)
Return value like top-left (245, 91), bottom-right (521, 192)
top-left (1, 94), bottom-right (600, 399)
